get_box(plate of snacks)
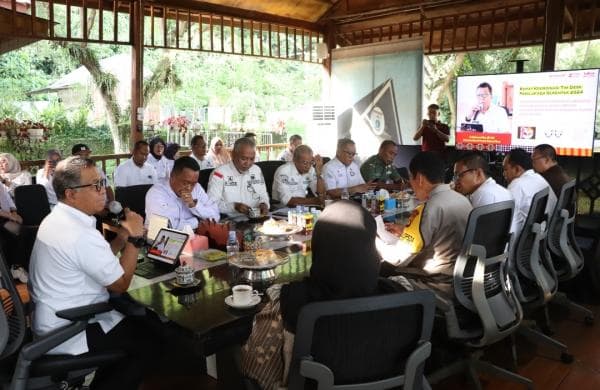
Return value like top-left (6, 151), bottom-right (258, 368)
top-left (194, 249), bottom-right (227, 262)
top-left (228, 249), bottom-right (289, 269)
top-left (256, 219), bottom-right (302, 237)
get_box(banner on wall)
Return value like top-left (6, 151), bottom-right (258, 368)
top-left (309, 38), bottom-right (423, 160)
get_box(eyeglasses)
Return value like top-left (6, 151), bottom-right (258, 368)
top-left (297, 159), bottom-right (315, 167)
top-left (69, 178), bottom-right (106, 192)
top-left (476, 93), bottom-right (491, 98)
top-left (452, 169), bottom-right (476, 182)
top-left (342, 150), bottom-right (357, 157)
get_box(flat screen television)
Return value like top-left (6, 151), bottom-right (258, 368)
top-left (455, 69), bottom-right (599, 157)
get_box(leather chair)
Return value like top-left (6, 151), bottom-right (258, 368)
top-left (114, 184), bottom-right (153, 220)
top-left (0, 244), bottom-right (125, 389)
top-left (288, 290), bottom-right (436, 390)
top-left (198, 168), bottom-right (214, 191)
top-left (255, 160), bottom-right (286, 200)
top-left (428, 201), bottom-right (533, 389)
top-left (14, 185), bottom-right (51, 226)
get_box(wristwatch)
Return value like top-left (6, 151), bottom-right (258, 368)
top-left (127, 236), bottom-right (145, 248)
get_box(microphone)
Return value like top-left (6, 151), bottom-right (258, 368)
top-left (108, 201), bottom-right (125, 225)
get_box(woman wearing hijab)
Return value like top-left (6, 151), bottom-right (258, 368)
top-left (206, 136), bottom-right (231, 167)
top-left (147, 137), bottom-right (170, 181)
top-left (241, 200), bottom-right (402, 389)
top-left (163, 142), bottom-right (180, 174)
top-left (0, 153), bottom-right (32, 197)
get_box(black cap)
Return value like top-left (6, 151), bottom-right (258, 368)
top-left (71, 144), bottom-right (91, 155)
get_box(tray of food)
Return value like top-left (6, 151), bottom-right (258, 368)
top-left (256, 219), bottom-right (302, 237)
top-left (228, 249), bottom-right (289, 269)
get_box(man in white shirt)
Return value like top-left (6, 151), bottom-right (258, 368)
top-left (503, 148), bottom-right (557, 234)
top-left (190, 134), bottom-right (214, 170)
top-left (322, 138), bottom-right (370, 198)
top-left (277, 134), bottom-right (302, 162)
top-left (36, 149), bottom-right (61, 207)
top-left (146, 156), bottom-right (220, 229)
top-left (464, 82), bottom-right (509, 133)
top-left (113, 140), bottom-right (157, 187)
top-left (272, 145), bottom-right (324, 207)
top-left (453, 152), bottom-right (513, 208)
top-left (244, 132), bottom-right (261, 162)
top-left (207, 137), bottom-right (270, 217)
top-left (29, 156), bottom-right (160, 389)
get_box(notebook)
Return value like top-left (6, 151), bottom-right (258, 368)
top-left (135, 228), bottom-right (189, 279)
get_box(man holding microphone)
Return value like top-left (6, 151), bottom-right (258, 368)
top-left (413, 104), bottom-right (450, 153)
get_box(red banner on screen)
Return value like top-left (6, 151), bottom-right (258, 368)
top-left (456, 132), bottom-right (512, 150)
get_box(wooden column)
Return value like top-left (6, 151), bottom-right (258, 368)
top-left (131, 0), bottom-right (144, 148)
top-left (541, 0), bottom-right (565, 71)
top-left (323, 21), bottom-right (336, 76)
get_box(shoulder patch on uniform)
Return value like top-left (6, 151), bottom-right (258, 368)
top-left (214, 171), bottom-right (223, 179)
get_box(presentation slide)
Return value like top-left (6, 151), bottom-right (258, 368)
top-left (455, 69), bottom-right (599, 156)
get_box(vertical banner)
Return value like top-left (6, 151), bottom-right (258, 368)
top-left (321, 39), bottom-right (423, 160)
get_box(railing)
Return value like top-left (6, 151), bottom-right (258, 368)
top-left (19, 143), bottom-right (287, 178)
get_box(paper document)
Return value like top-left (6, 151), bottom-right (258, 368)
top-left (375, 215), bottom-right (399, 245)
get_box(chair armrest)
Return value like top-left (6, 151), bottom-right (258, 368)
top-left (55, 302), bottom-right (113, 322)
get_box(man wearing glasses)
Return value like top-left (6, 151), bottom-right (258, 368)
top-left (531, 144), bottom-right (570, 197)
top-left (453, 152), bottom-right (512, 208)
top-left (322, 138), bottom-right (370, 198)
top-left (464, 82), bottom-right (509, 133)
top-left (207, 137), bottom-right (270, 217)
top-left (29, 156), bottom-right (162, 389)
top-left (272, 145), bottom-right (324, 207)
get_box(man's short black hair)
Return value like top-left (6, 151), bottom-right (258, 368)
top-left (455, 152), bottom-right (490, 176)
top-left (244, 132), bottom-right (256, 138)
top-left (172, 156), bottom-right (200, 175)
top-left (409, 151), bottom-right (445, 184)
top-left (379, 140), bottom-right (396, 150)
top-left (190, 135), bottom-right (205, 147)
top-left (477, 82), bottom-right (493, 94)
top-left (506, 148), bottom-right (532, 171)
top-left (533, 144), bottom-right (557, 162)
top-left (133, 140), bottom-right (149, 150)
top-left (427, 103), bottom-right (440, 111)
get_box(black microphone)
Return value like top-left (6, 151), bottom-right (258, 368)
top-left (108, 201), bottom-right (125, 225)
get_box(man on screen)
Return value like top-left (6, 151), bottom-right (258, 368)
top-left (464, 82), bottom-right (509, 133)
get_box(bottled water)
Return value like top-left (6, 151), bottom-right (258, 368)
top-left (226, 230), bottom-right (239, 263)
top-left (341, 187), bottom-right (350, 200)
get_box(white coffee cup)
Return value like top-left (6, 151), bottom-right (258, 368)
top-left (232, 284), bottom-right (259, 305)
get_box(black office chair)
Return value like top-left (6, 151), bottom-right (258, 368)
top-left (255, 160), bottom-right (286, 200)
top-left (14, 185), bottom-right (51, 226)
top-left (508, 188), bottom-right (572, 364)
top-left (428, 201), bottom-right (533, 389)
top-left (114, 184), bottom-right (153, 220)
top-left (288, 290), bottom-right (436, 390)
top-left (0, 244), bottom-right (126, 390)
top-left (198, 168), bottom-right (214, 191)
top-left (547, 180), bottom-right (594, 324)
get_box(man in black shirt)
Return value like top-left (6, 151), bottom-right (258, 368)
top-left (532, 144), bottom-right (570, 197)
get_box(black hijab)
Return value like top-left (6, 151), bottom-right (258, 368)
top-left (280, 200), bottom-right (385, 333)
top-left (149, 137), bottom-right (166, 160)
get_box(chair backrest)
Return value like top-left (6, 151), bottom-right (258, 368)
top-left (198, 168), bottom-right (214, 191)
top-left (508, 187), bottom-right (557, 307)
top-left (114, 184), bottom-right (153, 220)
top-left (452, 200), bottom-right (522, 347)
top-left (255, 160), bottom-right (286, 200)
top-left (0, 244), bottom-right (27, 361)
top-left (14, 184), bottom-right (51, 226)
top-left (288, 290), bottom-right (436, 390)
top-left (547, 180), bottom-right (584, 280)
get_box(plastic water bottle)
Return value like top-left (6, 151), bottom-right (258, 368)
top-left (341, 187), bottom-right (350, 200)
top-left (226, 230), bottom-right (239, 263)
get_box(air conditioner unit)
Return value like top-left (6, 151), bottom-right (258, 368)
top-left (306, 103), bottom-right (337, 158)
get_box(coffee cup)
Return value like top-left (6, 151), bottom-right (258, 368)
top-left (175, 264), bottom-right (195, 285)
top-left (232, 284), bottom-right (259, 305)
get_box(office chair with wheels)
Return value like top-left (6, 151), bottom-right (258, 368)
top-left (547, 180), bottom-right (594, 324)
top-left (428, 201), bottom-right (533, 389)
top-left (288, 290), bottom-right (436, 390)
top-left (508, 188), bottom-right (572, 364)
top-left (0, 244), bottom-right (125, 390)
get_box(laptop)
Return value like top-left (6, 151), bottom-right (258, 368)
top-left (135, 228), bottom-right (189, 279)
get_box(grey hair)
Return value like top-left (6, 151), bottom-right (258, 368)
top-left (53, 156), bottom-right (96, 201)
top-left (233, 137), bottom-right (256, 154)
top-left (293, 144), bottom-right (313, 160)
top-left (336, 138), bottom-right (355, 151)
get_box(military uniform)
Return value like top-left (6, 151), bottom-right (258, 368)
top-left (360, 154), bottom-right (401, 183)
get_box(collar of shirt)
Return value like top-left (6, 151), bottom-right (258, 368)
top-left (55, 202), bottom-right (97, 229)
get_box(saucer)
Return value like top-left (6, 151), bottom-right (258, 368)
top-left (224, 294), bottom-right (261, 309)
top-left (172, 278), bottom-right (201, 288)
